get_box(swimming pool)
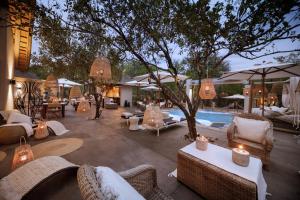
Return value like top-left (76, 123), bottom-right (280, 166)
top-left (168, 109), bottom-right (233, 126)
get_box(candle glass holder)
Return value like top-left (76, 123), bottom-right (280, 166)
top-left (196, 135), bottom-right (208, 151)
top-left (232, 146), bottom-right (250, 167)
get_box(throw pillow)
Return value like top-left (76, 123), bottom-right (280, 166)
top-left (234, 117), bottom-right (270, 144)
top-left (7, 112), bottom-right (32, 126)
top-left (95, 166), bottom-right (145, 200)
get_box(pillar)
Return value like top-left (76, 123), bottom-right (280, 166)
top-left (0, 3), bottom-right (15, 110)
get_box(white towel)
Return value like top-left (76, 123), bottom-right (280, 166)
top-left (46, 121), bottom-right (69, 136)
top-left (1, 123), bottom-right (33, 137)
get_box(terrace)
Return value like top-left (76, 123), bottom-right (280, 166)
top-left (1, 1), bottom-right (300, 200)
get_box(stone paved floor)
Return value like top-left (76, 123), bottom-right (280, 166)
top-left (0, 105), bottom-right (300, 200)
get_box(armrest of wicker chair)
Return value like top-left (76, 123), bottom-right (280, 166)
top-left (227, 123), bottom-right (237, 141)
top-left (264, 126), bottom-right (274, 151)
top-left (118, 164), bottom-right (157, 197)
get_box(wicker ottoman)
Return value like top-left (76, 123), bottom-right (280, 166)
top-left (177, 150), bottom-right (257, 200)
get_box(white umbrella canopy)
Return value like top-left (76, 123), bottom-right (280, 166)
top-left (141, 85), bottom-right (161, 91)
top-left (134, 71), bottom-right (188, 83)
top-left (223, 94), bottom-right (245, 99)
top-left (219, 63), bottom-right (299, 81)
top-left (124, 80), bottom-right (150, 87)
top-left (58, 78), bottom-right (81, 86)
top-left (219, 63), bottom-right (300, 116)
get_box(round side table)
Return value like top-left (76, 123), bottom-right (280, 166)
top-left (129, 117), bottom-right (139, 131)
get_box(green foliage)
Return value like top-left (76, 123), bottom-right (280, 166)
top-left (274, 52), bottom-right (300, 64)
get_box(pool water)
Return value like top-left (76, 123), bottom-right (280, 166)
top-left (169, 109), bottom-right (233, 126)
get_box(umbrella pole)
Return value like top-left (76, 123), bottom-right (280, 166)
top-left (248, 81), bottom-right (254, 114)
top-left (262, 71), bottom-right (266, 116)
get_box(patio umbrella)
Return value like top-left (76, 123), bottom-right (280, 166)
top-left (219, 63), bottom-right (300, 116)
top-left (134, 71), bottom-right (188, 83)
top-left (58, 78), bottom-right (81, 99)
top-left (125, 80), bottom-right (150, 101)
top-left (141, 86), bottom-right (162, 103)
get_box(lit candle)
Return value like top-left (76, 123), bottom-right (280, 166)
top-left (196, 135), bottom-right (208, 151)
top-left (232, 145), bottom-right (250, 167)
top-left (20, 155), bottom-right (27, 161)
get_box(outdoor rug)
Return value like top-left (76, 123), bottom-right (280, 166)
top-left (0, 151), bottom-right (6, 162)
top-left (32, 138), bottom-right (83, 159)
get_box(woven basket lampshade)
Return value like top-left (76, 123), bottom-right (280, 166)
top-left (45, 74), bottom-right (58, 88)
top-left (12, 136), bottom-right (34, 170)
top-left (89, 57), bottom-right (112, 80)
top-left (199, 78), bottom-right (216, 100)
top-left (77, 100), bottom-right (91, 113)
top-left (34, 121), bottom-right (49, 139)
top-left (142, 105), bottom-right (164, 128)
top-left (69, 86), bottom-right (82, 99)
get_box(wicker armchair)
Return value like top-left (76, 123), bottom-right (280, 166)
top-left (227, 113), bottom-right (274, 169)
top-left (77, 164), bottom-right (173, 200)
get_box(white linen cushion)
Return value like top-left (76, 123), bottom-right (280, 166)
top-left (0, 110), bottom-right (20, 121)
top-left (7, 112), bottom-right (32, 126)
top-left (234, 117), bottom-right (270, 143)
top-left (270, 106), bottom-right (288, 114)
top-left (95, 166), bottom-right (145, 200)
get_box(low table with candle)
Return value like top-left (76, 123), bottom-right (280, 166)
top-left (177, 142), bottom-right (267, 200)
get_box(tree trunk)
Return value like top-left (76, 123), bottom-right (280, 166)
top-left (94, 93), bottom-right (102, 119)
top-left (186, 116), bottom-right (197, 140)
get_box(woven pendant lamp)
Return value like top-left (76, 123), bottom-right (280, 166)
top-left (199, 78), bottom-right (216, 100)
top-left (143, 105), bottom-right (164, 128)
top-left (89, 57), bottom-right (112, 80)
top-left (45, 74), bottom-right (58, 88)
top-left (69, 85), bottom-right (82, 99)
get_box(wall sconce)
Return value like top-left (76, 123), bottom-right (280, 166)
top-left (9, 79), bottom-right (16, 85)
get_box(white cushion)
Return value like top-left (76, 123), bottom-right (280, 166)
top-left (0, 110), bottom-right (20, 121)
top-left (271, 106), bottom-right (288, 114)
top-left (234, 117), bottom-right (270, 143)
top-left (7, 112), bottom-right (32, 126)
top-left (95, 167), bottom-right (145, 200)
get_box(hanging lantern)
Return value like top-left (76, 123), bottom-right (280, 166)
top-left (34, 120), bottom-right (49, 139)
top-left (69, 86), bottom-right (82, 99)
top-left (142, 105), bottom-right (164, 127)
top-left (199, 78), bottom-right (216, 100)
top-left (89, 57), bottom-right (112, 80)
top-left (12, 136), bottom-right (34, 170)
top-left (45, 74), bottom-right (58, 88)
top-left (77, 100), bottom-right (91, 113)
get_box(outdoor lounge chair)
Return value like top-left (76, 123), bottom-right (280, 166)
top-left (143, 116), bottom-right (186, 136)
top-left (121, 111), bottom-right (144, 125)
top-left (227, 113), bottom-right (274, 169)
top-left (77, 164), bottom-right (173, 200)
